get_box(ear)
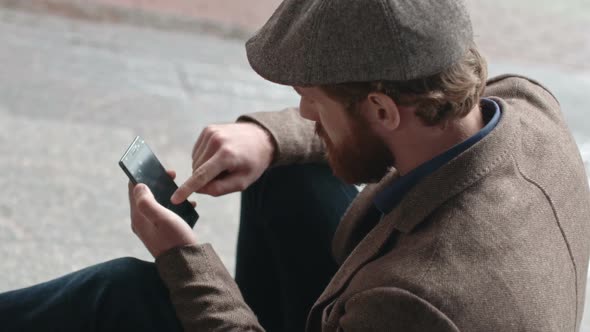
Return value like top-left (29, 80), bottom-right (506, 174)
top-left (363, 92), bottom-right (400, 131)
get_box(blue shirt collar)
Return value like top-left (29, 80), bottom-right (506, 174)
top-left (373, 98), bottom-right (502, 214)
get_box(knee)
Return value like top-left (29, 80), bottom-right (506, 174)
top-left (89, 257), bottom-right (160, 295)
top-left (246, 163), bottom-right (358, 208)
top-left (241, 163), bottom-right (357, 229)
top-left (102, 257), bottom-right (154, 278)
top-left (79, 258), bottom-right (180, 330)
top-left (245, 163), bottom-right (334, 203)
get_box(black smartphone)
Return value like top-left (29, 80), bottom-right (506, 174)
top-left (119, 136), bottom-right (199, 228)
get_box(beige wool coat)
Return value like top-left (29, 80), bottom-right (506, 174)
top-left (155, 75), bottom-right (590, 331)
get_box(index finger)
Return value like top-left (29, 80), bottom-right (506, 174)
top-left (171, 154), bottom-right (225, 204)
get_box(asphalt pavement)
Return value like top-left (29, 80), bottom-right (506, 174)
top-left (0, 6), bottom-right (298, 290)
top-left (0, 4), bottom-right (589, 329)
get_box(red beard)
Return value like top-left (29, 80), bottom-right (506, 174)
top-left (315, 119), bottom-right (393, 184)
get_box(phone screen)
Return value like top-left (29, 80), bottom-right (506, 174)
top-left (119, 136), bottom-right (199, 227)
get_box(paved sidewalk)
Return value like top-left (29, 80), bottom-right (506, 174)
top-left (1, 0), bottom-right (589, 73)
top-left (0, 7), bottom-right (298, 292)
top-left (89, 0), bottom-right (282, 31)
top-left (0, 0), bottom-right (282, 39)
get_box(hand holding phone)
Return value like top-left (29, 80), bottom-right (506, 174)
top-left (129, 183), bottom-right (197, 258)
top-left (119, 136), bottom-right (199, 227)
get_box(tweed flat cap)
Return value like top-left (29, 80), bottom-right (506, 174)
top-left (246, 0), bottom-right (473, 86)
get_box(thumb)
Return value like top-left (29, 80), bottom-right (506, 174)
top-left (134, 184), bottom-right (176, 222)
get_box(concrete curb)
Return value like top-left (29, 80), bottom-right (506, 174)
top-left (0, 0), bottom-right (253, 40)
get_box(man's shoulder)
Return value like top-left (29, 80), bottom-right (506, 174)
top-left (483, 74), bottom-right (560, 111)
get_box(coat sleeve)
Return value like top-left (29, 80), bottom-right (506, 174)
top-left (155, 244), bottom-right (264, 331)
top-left (336, 287), bottom-right (460, 332)
top-left (237, 107), bottom-right (327, 166)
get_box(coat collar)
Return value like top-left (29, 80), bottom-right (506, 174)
top-left (389, 98), bottom-right (517, 234)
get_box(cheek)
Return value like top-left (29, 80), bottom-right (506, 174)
top-left (319, 113), bottom-right (353, 145)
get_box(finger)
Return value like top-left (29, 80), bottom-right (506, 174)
top-left (190, 200), bottom-right (197, 208)
top-left (128, 181), bottom-right (134, 196)
top-left (166, 169), bottom-right (177, 180)
top-left (130, 184), bottom-right (154, 238)
top-left (191, 129), bottom-right (209, 158)
top-left (192, 129), bottom-right (212, 169)
top-left (192, 136), bottom-right (217, 172)
top-left (198, 171), bottom-right (249, 197)
top-left (134, 184), bottom-right (179, 224)
top-left (128, 181), bottom-right (138, 232)
top-left (192, 127), bottom-right (225, 172)
top-left (192, 149), bottom-right (216, 174)
top-left (128, 181), bottom-right (138, 212)
top-left (172, 153), bottom-right (226, 204)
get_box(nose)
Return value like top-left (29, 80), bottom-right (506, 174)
top-left (298, 98), bottom-right (319, 122)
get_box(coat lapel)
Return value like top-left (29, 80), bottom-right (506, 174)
top-left (330, 169), bottom-right (400, 265)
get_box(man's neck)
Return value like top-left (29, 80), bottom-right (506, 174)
top-left (394, 105), bottom-right (484, 175)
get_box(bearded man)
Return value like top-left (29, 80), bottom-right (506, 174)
top-left (2, 0), bottom-right (589, 331)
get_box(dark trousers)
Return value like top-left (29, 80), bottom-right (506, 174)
top-left (0, 164), bottom-right (358, 331)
